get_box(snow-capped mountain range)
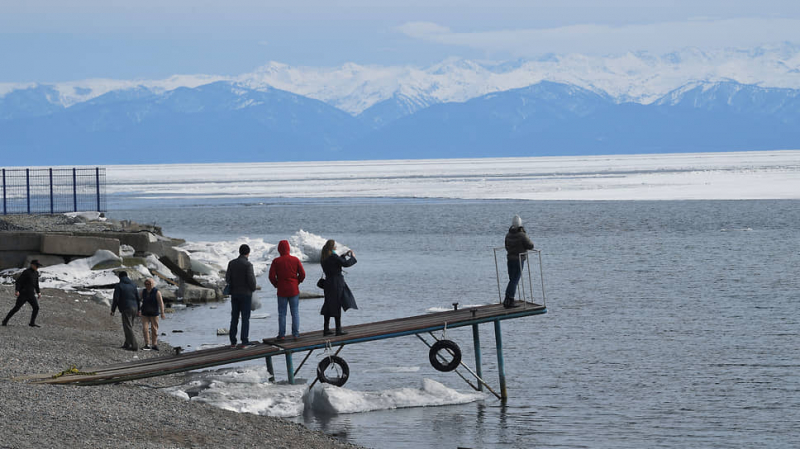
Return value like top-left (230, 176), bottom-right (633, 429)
top-left (3, 43), bottom-right (800, 116)
top-left (1, 44), bottom-right (800, 165)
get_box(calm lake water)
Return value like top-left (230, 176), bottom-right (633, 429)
top-left (109, 199), bottom-right (800, 449)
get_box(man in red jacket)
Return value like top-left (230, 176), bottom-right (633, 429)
top-left (268, 240), bottom-right (306, 340)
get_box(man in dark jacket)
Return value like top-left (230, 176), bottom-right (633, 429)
top-left (111, 271), bottom-right (141, 351)
top-left (3, 259), bottom-right (43, 327)
top-left (226, 244), bottom-right (257, 348)
top-left (268, 240), bottom-right (306, 340)
top-left (504, 215), bottom-right (534, 308)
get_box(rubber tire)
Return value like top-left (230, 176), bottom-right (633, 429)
top-left (316, 355), bottom-right (350, 387)
top-left (429, 339), bottom-right (462, 372)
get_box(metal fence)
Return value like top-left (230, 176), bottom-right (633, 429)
top-left (1, 168), bottom-right (106, 214)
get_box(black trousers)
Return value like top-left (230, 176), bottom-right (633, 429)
top-left (3, 295), bottom-right (39, 325)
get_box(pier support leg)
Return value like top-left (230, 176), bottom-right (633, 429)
top-left (494, 320), bottom-right (508, 401)
top-left (265, 356), bottom-right (275, 382)
top-left (472, 324), bottom-right (483, 391)
top-left (285, 352), bottom-right (295, 385)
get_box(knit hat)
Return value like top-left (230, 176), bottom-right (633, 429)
top-left (512, 215), bottom-right (522, 228)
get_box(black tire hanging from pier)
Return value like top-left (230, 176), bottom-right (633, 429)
top-left (316, 356), bottom-right (350, 387)
top-left (429, 339), bottom-right (462, 372)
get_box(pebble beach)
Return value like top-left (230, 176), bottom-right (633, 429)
top-left (0, 285), bottom-right (364, 449)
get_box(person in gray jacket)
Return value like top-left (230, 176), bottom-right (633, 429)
top-left (504, 215), bottom-right (534, 308)
top-left (111, 271), bottom-right (141, 351)
top-left (226, 244), bottom-right (257, 348)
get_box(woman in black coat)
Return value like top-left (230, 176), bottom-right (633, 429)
top-left (320, 239), bottom-right (358, 336)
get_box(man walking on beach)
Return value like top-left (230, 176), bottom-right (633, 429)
top-left (2, 259), bottom-right (43, 327)
top-left (111, 271), bottom-right (141, 351)
top-left (226, 244), bottom-right (257, 348)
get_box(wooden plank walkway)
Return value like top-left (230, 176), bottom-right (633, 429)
top-left (28, 300), bottom-right (546, 385)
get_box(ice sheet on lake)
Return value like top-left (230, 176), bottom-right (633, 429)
top-left (106, 150), bottom-right (800, 201)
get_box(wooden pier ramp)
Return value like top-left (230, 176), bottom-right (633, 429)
top-left (27, 301), bottom-right (546, 397)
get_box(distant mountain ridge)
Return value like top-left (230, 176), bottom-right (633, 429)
top-left (2, 77), bottom-right (799, 165)
top-left (3, 43), bottom-right (800, 116)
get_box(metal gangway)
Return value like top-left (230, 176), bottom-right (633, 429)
top-left (23, 250), bottom-right (549, 401)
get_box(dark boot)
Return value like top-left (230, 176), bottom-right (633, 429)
top-left (503, 297), bottom-right (519, 309)
top-left (335, 316), bottom-right (347, 336)
top-left (323, 316), bottom-right (333, 336)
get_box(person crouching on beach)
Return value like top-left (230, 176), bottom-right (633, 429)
top-left (268, 240), bottom-right (306, 341)
top-left (3, 259), bottom-right (43, 327)
top-left (111, 271), bottom-right (141, 351)
top-left (320, 239), bottom-right (358, 336)
top-left (139, 277), bottom-right (165, 351)
top-left (226, 244), bottom-right (257, 348)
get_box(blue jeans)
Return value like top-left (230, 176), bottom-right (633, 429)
top-left (230, 294), bottom-right (252, 345)
top-left (277, 295), bottom-right (300, 338)
top-left (505, 258), bottom-right (526, 300)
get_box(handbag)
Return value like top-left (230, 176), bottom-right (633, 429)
top-left (223, 284), bottom-right (231, 295)
top-left (316, 277), bottom-right (325, 289)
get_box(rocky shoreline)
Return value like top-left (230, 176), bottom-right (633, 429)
top-left (0, 213), bottom-right (360, 449)
top-left (0, 285), bottom-right (363, 449)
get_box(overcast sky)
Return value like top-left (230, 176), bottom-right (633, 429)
top-left (2, 0), bottom-right (800, 83)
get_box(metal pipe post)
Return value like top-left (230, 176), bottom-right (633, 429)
top-left (472, 323), bottom-right (483, 391)
top-left (49, 168), bottom-right (54, 214)
top-left (494, 320), bottom-right (508, 401)
top-left (2, 169), bottom-right (6, 215)
top-left (26, 168), bottom-right (30, 214)
top-left (95, 167), bottom-right (101, 212)
top-left (538, 251), bottom-right (547, 307)
top-left (72, 168), bottom-right (77, 212)
top-left (265, 356), bottom-right (275, 382)
top-left (493, 248), bottom-right (503, 304)
top-left (285, 352), bottom-right (295, 384)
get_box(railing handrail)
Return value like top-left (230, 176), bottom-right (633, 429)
top-left (492, 246), bottom-right (546, 308)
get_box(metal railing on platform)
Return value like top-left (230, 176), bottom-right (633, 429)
top-left (492, 247), bottom-right (547, 308)
top-left (1, 167), bottom-right (106, 214)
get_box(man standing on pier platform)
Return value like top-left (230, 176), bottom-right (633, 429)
top-left (2, 259), bottom-right (43, 327)
top-left (504, 215), bottom-right (534, 308)
top-left (226, 244), bottom-right (257, 348)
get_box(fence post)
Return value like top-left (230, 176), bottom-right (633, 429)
top-left (26, 168), bottom-right (30, 214)
top-left (49, 168), bottom-right (54, 214)
top-left (2, 169), bottom-right (6, 215)
top-left (95, 167), bottom-right (101, 212)
top-left (73, 168), bottom-right (77, 212)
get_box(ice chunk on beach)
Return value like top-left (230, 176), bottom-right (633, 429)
top-left (289, 230), bottom-right (327, 263)
top-left (178, 230), bottom-right (345, 271)
top-left (304, 378), bottom-right (485, 415)
top-left (63, 211), bottom-right (105, 222)
top-left (165, 366), bottom-right (306, 418)
top-left (37, 250), bottom-right (122, 289)
top-left (180, 237), bottom-right (275, 276)
top-left (145, 254), bottom-right (176, 279)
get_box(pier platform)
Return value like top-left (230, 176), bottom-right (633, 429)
top-left (26, 300), bottom-right (546, 390)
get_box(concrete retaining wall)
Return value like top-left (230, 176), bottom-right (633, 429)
top-left (0, 232), bottom-right (42, 251)
top-left (40, 234), bottom-right (120, 257)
